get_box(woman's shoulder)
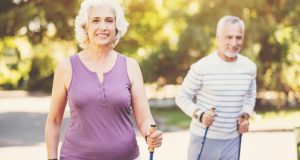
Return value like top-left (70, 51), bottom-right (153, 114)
top-left (55, 52), bottom-right (80, 74)
top-left (117, 52), bottom-right (139, 68)
top-left (126, 57), bottom-right (138, 66)
top-left (55, 58), bottom-right (71, 75)
top-left (54, 55), bottom-right (75, 88)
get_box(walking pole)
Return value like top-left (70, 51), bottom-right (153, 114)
top-left (237, 115), bottom-right (246, 160)
top-left (238, 134), bottom-right (242, 160)
top-left (197, 108), bottom-right (215, 160)
top-left (149, 124), bottom-right (157, 160)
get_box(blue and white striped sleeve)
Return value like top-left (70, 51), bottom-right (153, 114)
top-left (176, 64), bottom-right (203, 118)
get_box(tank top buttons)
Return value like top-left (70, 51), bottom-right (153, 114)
top-left (99, 85), bottom-right (107, 103)
top-left (103, 89), bottom-right (107, 103)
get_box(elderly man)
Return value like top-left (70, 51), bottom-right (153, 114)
top-left (176, 15), bottom-right (257, 160)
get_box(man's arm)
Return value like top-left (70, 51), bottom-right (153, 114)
top-left (175, 64), bottom-right (203, 118)
top-left (241, 67), bottom-right (257, 116)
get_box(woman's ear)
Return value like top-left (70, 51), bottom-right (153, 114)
top-left (83, 23), bottom-right (88, 33)
top-left (115, 29), bottom-right (118, 35)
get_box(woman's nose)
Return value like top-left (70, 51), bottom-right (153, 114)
top-left (98, 22), bottom-right (107, 30)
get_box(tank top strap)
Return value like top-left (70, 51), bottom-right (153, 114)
top-left (114, 53), bottom-right (131, 84)
top-left (117, 53), bottom-right (126, 69)
top-left (69, 54), bottom-right (91, 79)
top-left (69, 54), bottom-right (77, 70)
top-left (69, 54), bottom-right (80, 77)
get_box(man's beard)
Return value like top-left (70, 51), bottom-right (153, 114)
top-left (224, 51), bottom-right (238, 58)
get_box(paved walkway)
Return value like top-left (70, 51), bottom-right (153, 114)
top-left (0, 95), bottom-right (298, 160)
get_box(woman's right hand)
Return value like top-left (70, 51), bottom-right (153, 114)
top-left (145, 130), bottom-right (163, 148)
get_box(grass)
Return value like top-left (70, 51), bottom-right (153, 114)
top-left (251, 109), bottom-right (300, 130)
top-left (151, 106), bottom-right (300, 130)
top-left (150, 107), bottom-right (190, 129)
top-left (257, 109), bottom-right (300, 120)
top-left (298, 145), bottom-right (300, 160)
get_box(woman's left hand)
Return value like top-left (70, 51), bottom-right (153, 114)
top-left (145, 130), bottom-right (163, 148)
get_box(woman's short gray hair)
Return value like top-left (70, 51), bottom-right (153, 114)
top-left (216, 15), bottom-right (245, 37)
top-left (75, 0), bottom-right (129, 49)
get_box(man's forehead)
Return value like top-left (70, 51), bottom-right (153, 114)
top-left (222, 23), bottom-right (243, 35)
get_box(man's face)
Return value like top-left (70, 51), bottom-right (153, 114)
top-left (217, 23), bottom-right (244, 58)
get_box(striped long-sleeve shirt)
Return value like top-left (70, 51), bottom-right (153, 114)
top-left (176, 52), bottom-right (257, 139)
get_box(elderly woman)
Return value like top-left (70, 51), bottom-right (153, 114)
top-left (45, 0), bottom-right (163, 159)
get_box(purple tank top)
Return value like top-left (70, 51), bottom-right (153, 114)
top-left (60, 53), bottom-right (139, 160)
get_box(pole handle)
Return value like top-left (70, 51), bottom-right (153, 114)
top-left (149, 124), bottom-right (157, 152)
top-left (211, 107), bottom-right (216, 112)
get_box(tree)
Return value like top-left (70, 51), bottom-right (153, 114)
top-left (0, 0), bottom-right (79, 90)
top-left (1, 0), bottom-right (300, 107)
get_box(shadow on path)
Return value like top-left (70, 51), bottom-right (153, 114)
top-left (0, 112), bottom-right (69, 147)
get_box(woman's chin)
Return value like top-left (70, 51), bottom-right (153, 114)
top-left (94, 41), bottom-right (112, 47)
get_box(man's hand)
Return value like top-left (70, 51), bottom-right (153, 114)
top-left (237, 114), bottom-right (250, 134)
top-left (202, 109), bottom-right (216, 127)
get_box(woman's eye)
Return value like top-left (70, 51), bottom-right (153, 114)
top-left (106, 19), bottom-right (114, 23)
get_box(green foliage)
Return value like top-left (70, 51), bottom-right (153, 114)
top-left (27, 43), bottom-right (55, 92)
top-left (0, 0), bottom-right (79, 43)
top-left (1, 0), bottom-right (300, 99)
top-left (0, 0), bottom-right (78, 91)
top-left (0, 37), bottom-right (31, 89)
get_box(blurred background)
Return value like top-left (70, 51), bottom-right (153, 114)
top-left (0, 0), bottom-right (300, 159)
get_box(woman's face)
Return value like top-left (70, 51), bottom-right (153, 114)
top-left (85, 5), bottom-right (116, 47)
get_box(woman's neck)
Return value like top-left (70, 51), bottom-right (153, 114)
top-left (85, 45), bottom-right (112, 60)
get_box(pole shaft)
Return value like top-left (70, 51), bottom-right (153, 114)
top-left (238, 134), bottom-right (242, 160)
top-left (149, 124), bottom-right (157, 160)
top-left (197, 127), bottom-right (209, 160)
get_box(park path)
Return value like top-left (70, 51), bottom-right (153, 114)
top-left (0, 95), bottom-right (298, 160)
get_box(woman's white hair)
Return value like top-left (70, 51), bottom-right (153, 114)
top-left (74, 0), bottom-right (129, 49)
top-left (216, 15), bottom-right (245, 37)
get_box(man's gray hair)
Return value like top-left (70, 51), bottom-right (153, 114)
top-left (74, 0), bottom-right (129, 49)
top-left (216, 15), bottom-right (245, 37)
